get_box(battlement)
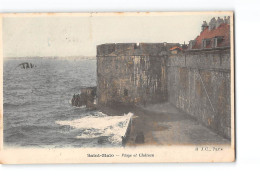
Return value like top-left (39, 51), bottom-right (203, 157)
top-left (97, 43), bottom-right (180, 56)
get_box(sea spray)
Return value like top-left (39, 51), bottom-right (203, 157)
top-left (56, 112), bottom-right (133, 145)
top-left (4, 58), bottom-right (98, 147)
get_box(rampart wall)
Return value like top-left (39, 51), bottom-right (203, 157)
top-left (96, 43), bottom-right (231, 139)
top-left (167, 48), bottom-right (231, 139)
top-left (96, 43), bottom-right (179, 106)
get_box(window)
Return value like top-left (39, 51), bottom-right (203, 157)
top-left (212, 38), bottom-right (218, 48)
top-left (202, 40), bottom-right (206, 48)
top-left (212, 36), bottom-right (224, 48)
top-left (202, 39), bottom-right (211, 48)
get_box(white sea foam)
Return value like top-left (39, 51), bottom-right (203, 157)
top-left (56, 112), bottom-right (133, 145)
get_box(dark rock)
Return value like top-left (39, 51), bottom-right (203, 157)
top-left (18, 62), bottom-right (36, 69)
top-left (71, 87), bottom-right (97, 109)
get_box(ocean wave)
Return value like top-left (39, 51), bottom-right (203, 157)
top-left (6, 125), bottom-right (53, 133)
top-left (3, 102), bottom-right (32, 108)
top-left (4, 58), bottom-right (99, 147)
top-left (4, 125), bottom-right (51, 142)
top-left (56, 112), bottom-right (133, 145)
top-left (4, 132), bottom-right (27, 144)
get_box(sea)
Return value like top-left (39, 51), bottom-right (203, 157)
top-left (3, 58), bottom-right (131, 148)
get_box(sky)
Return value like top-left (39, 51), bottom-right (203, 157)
top-left (2, 12), bottom-right (231, 57)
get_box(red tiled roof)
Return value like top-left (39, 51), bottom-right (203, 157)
top-left (170, 46), bottom-right (183, 51)
top-left (192, 23), bottom-right (230, 49)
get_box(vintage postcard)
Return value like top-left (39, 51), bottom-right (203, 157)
top-left (0, 12), bottom-right (235, 164)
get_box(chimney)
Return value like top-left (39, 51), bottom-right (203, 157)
top-left (201, 21), bottom-right (208, 32)
top-left (224, 16), bottom-right (230, 24)
top-left (209, 17), bottom-right (217, 30)
top-left (216, 17), bottom-right (224, 28)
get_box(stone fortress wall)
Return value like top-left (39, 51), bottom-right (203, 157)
top-left (96, 17), bottom-right (232, 139)
top-left (167, 48), bottom-right (231, 139)
top-left (96, 43), bottom-right (179, 106)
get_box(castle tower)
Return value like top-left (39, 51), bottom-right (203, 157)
top-left (96, 43), bottom-right (179, 107)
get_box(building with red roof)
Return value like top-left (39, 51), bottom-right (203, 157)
top-left (188, 17), bottom-right (230, 50)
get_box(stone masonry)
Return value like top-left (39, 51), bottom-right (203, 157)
top-left (167, 48), bottom-right (231, 139)
top-left (96, 17), bottom-right (232, 140)
top-left (96, 43), bottom-right (179, 106)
